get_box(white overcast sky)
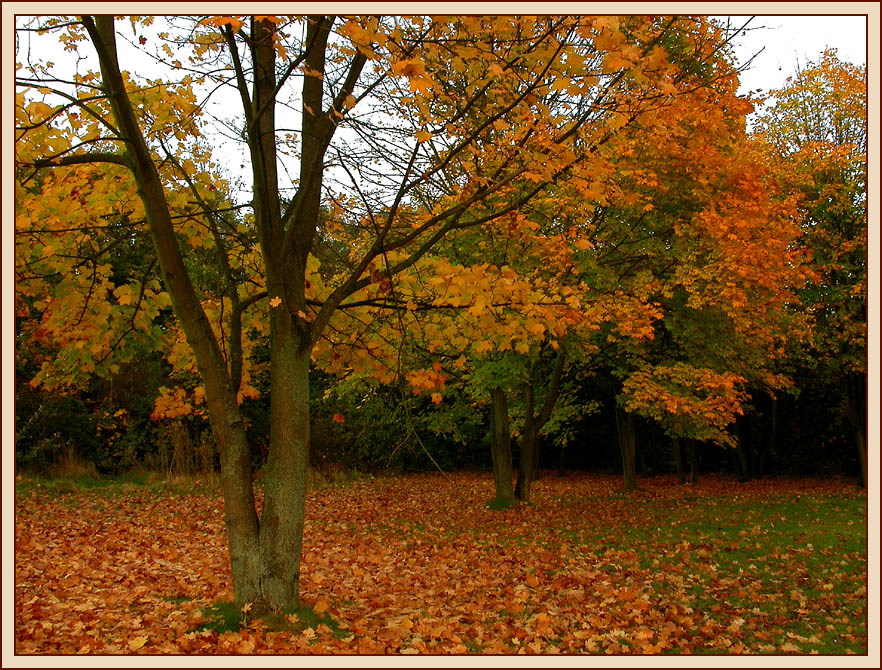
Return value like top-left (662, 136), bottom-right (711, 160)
top-left (722, 14), bottom-right (868, 95)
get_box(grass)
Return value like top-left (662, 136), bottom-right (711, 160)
top-left (14, 463), bottom-right (371, 501)
top-left (567, 492), bottom-right (867, 654)
top-left (14, 470), bottom-right (222, 501)
top-left (486, 496), bottom-right (519, 510)
top-left (193, 600), bottom-right (347, 639)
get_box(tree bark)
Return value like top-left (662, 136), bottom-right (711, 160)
top-left (258, 344), bottom-right (311, 609)
top-left (844, 372), bottom-right (867, 488)
top-left (489, 387), bottom-right (516, 505)
top-left (515, 422), bottom-right (538, 502)
top-left (557, 444), bottom-right (567, 477)
top-left (515, 350), bottom-right (565, 502)
top-left (616, 406), bottom-right (638, 493)
top-left (673, 436), bottom-right (686, 484)
top-left (686, 439), bottom-right (698, 483)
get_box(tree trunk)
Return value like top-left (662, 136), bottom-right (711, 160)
top-left (673, 436), bottom-right (686, 484)
top-left (258, 337), bottom-right (311, 610)
top-left (489, 388), bottom-right (516, 505)
top-left (844, 373), bottom-right (867, 488)
top-left (686, 438), bottom-right (698, 483)
top-left (515, 350), bottom-right (565, 503)
top-left (557, 443), bottom-right (567, 477)
top-left (759, 393), bottom-right (778, 479)
top-left (515, 423), bottom-right (538, 502)
top-left (85, 16), bottom-right (264, 607)
top-left (616, 406), bottom-right (638, 493)
top-left (733, 414), bottom-right (752, 482)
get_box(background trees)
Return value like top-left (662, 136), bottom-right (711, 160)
top-left (753, 49), bottom-right (868, 486)
top-left (14, 15), bottom-right (868, 613)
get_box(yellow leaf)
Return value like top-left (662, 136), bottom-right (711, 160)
top-left (128, 635), bottom-right (149, 651)
top-left (269, 296), bottom-right (282, 308)
top-left (415, 129), bottom-right (432, 143)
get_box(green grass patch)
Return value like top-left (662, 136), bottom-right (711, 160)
top-left (193, 600), bottom-right (347, 638)
top-left (486, 496), bottom-right (519, 510)
top-left (572, 493), bottom-right (867, 654)
top-left (15, 471), bottom-right (221, 501)
top-left (193, 601), bottom-right (246, 634)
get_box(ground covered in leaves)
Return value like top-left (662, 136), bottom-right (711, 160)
top-left (15, 472), bottom-right (867, 656)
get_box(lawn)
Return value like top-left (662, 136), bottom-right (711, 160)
top-left (14, 471), bottom-right (867, 655)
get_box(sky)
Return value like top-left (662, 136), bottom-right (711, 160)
top-left (722, 14), bottom-right (868, 96)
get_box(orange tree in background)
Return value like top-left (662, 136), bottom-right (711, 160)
top-left (309, 22), bottom-right (811, 497)
top-left (17, 14), bottom-right (780, 611)
top-left (753, 50), bottom-right (868, 485)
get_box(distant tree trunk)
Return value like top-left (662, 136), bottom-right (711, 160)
top-left (515, 350), bottom-right (565, 503)
top-left (685, 439), bottom-right (698, 483)
top-left (557, 443), bottom-right (567, 477)
top-left (638, 428), bottom-right (651, 476)
top-left (760, 393), bottom-right (778, 478)
top-left (733, 413), bottom-right (752, 482)
top-left (844, 373), bottom-right (867, 488)
top-left (489, 387), bottom-right (516, 505)
top-left (616, 406), bottom-right (638, 493)
top-left (673, 436), bottom-right (686, 485)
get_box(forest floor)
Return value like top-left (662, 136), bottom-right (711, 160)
top-left (14, 471), bottom-right (868, 656)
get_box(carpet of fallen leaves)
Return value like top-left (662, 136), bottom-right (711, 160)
top-left (15, 472), bottom-right (867, 656)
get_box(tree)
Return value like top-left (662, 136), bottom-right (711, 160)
top-left (19, 14), bottom-right (755, 611)
top-left (574, 70), bottom-right (813, 490)
top-left (753, 49), bottom-right (868, 486)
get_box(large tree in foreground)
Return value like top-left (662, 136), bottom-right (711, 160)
top-left (16, 14), bottom-right (754, 610)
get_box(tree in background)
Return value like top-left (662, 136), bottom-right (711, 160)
top-left (753, 50), bottom-right (868, 486)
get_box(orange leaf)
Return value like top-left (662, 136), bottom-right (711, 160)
top-left (313, 596), bottom-right (330, 615)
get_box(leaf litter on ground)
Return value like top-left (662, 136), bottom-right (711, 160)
top-left (14, 472), bottom-right (867, 655)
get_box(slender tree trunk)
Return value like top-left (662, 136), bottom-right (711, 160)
top-left (760, 393), bottom-right (778, 478)
top-left (489, 388), bottom-right (516, 505)
top-left (673, 436), bottom-right (686, 484)
top-left (515, 350), bottom-right (565, 502)
top-left (616, 406), bottom-right (638, 493)
top-left (515, 423), bottom-right (538, 502)
top-left (731, 413), bottom-right (751, 481)
top-left (844, 373), bottom-right (867, 488)
top-left (557, 443), bottom-right (567, 477)
top-left (686, 438), bottom-right (698, 483)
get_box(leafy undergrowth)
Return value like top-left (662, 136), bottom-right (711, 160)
top-left (14, 472), bottom-right (867, 655)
